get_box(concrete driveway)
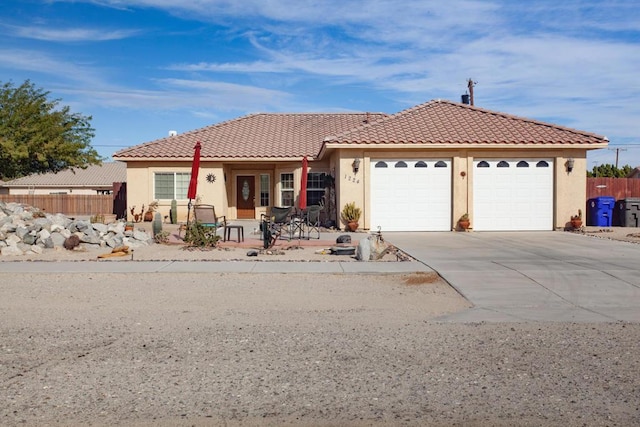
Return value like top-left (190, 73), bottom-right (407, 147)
top-left (386, 231), bottom-right (640, 323)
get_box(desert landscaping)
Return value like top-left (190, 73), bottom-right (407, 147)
top-left (1, 204), bottom-right (640, 426)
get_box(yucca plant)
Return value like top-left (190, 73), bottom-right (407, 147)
top-left (341, 202), bottom-right (361, 223)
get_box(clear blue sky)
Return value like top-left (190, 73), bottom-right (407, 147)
top-left (2, 0), bottom-right (639, 170)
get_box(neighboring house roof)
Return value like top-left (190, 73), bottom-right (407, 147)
top-left (323, 99), bottom-right (609, 147)
top-left (113, 113), bottom-right (386, 161)
top-left (3, 162), bottom-right (126, 188)
top-left (628, 167), bottom-right (640, 178)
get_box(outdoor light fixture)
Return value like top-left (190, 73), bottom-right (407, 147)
top-left (567, 158), bottom-right (575, 173)
top-left (353, 157), bottom-right (361, 173)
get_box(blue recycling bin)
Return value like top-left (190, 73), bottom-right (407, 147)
top-left (587, 196), bottom-right (615, 227)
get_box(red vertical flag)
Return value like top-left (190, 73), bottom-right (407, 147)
top-left (187, 141), bottom-right (201, 200)
top-left (299, 156), bottom-right (308, 210)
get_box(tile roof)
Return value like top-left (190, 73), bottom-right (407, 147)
top-left (325, 99), bottom-right (608, 146)
top-left (113, 113), bottom-right (386, 161)
top-left (3, 162), bottom-right (126, 188)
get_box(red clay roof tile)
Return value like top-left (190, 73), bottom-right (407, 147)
top-left (327, 100), bottom-right (608, 145)
top-left (114, 100), bottom-right (607, 161)
top-left (114, 113), bottom-right (386, 160)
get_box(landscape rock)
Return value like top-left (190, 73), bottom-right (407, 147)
top-left (105, 235), bottom-right (124, 248)
top-left (1, 245), bottom-right (23, 256)
top-left (42, 237), bottom-right (55, 249)
top-left (356, 238), bottom-right (371, 261)
top-left (38, 229), bottom-right (51, 241)
top-left (0, 201), bottom-right (156, 257)
top-left (336, 234), bottom-right (351, 244)
top-left (50, 232), bottom-right (67, 247)
top-left (22, 233), bottom-right (37, 245)
top-left (92, 223), bottom-right (108, 234)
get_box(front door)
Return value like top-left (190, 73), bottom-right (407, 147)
top-left (236, 176), bottom-right (255, 219)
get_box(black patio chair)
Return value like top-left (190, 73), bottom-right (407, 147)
top-left (304, 204), bottom-right (322, 239)
top-left (261, 206), bottom-right (293, 248)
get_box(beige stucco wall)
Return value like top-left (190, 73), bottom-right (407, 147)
top-left (124, 147), bottom-right (592, 228)
top-left (126, 161), bottom-right (226, 223)
top-left (332, 147), bottom-right (591, 231)
top-left (126, 159), bottom-right (332, 222)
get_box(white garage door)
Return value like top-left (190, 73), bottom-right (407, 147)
top-left (370, 159), bottom-right (451, 231)
top-left (473, 159), bottom-right (553, 231)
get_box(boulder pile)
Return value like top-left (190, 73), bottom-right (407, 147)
top-left (0, 201), bottom-right (153, 257)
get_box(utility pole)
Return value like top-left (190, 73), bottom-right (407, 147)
top-left (608, 147), bottom-right (627, 168)
top-left (467, 78), bottom-right (476, 106)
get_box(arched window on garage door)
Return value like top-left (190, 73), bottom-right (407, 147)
top-left (536, 160), bottom-right (549, 167)
top-left (497, 161), bottom-right (510, 167)
top-left (477, 161), bottom-right (490, 168)
top-left (517, 161), bottom-right (529, 167)
top-left (434, 161), bottom-right (448, 168)
top-left (415, 161), bottom-right (428, 168)
top-left (375, 161), bottom-right (388, 168)
top-left (395, 161), bottom-right (408, 168)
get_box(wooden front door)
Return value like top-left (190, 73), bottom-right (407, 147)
top-left (236, 176), bottom-right (255, 219)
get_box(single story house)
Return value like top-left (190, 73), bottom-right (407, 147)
top-left (113, 99), bottom-right (608, 231)
top-left (1, 162), bottom-right (127, 195)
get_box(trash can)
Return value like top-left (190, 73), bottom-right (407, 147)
top-left (615, 198), bottom-right (640, 227)
top-left (587, 196), bottom-right (615, 227)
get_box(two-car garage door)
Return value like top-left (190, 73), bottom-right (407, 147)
top-left (370, 159), bottom-right (451, 231)
top-left (369, 157), bottom-right (554, 232)
top-left (473, 159), bottom-right (554, 231)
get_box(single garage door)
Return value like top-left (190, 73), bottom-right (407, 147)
top-left (473, 159), bottom-right (553, 231)
top-left (370, 159), bottom-right (451, 231)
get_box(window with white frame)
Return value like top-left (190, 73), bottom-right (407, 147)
top-left (154, 172), bottom-right (190, 200)
top-left (306, 172), bottom-right (325, 206)
top-left (280, 173), bottom-right (294, 206)
top-left (260, 174), bottom-right (270, 206)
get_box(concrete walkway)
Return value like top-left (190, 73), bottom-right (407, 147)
top-left (385, 231), bottom-right (640, 323)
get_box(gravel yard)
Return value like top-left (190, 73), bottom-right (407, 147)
top-left (1, 271), bottom-right (639, 426)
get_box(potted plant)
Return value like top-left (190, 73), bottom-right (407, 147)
top-left (458, 213), bottom-right (470, 231)
top-left (571, 209), bottom-right (583, 229)
top-left (341, 202), bottom-right (361, 232)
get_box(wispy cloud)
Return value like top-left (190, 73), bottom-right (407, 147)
top-left (0, 49), bottom-right (104, 85)
top-left (5, 24), bottom-right (141, 42)
top-left (8, 0), bottom-right (640, 164)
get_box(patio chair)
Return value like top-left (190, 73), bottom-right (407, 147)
top-left (304, 204), bottom-right (322, 239)
top-left (261, 206), bottom-right (293, 248)
top-left (193, 204), bottom-right (227, 237)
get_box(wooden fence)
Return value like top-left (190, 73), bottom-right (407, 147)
top-left (587, 178), bottom-right (640, 200)
top-left (0, 194), bottom-right (114, 216)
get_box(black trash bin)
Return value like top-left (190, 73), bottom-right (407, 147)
top-left (615, 198), bottom-right (640, 227)
top-left (587, 196), bottom-right (615, 227)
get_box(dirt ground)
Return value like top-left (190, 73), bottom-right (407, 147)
top-left (1, 272), bottom-right (639, 426)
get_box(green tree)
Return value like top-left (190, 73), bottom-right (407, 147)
top-left (587, 163), bottom-right (633, 178)
top-left (0, 80), bottom-right (101, 180)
